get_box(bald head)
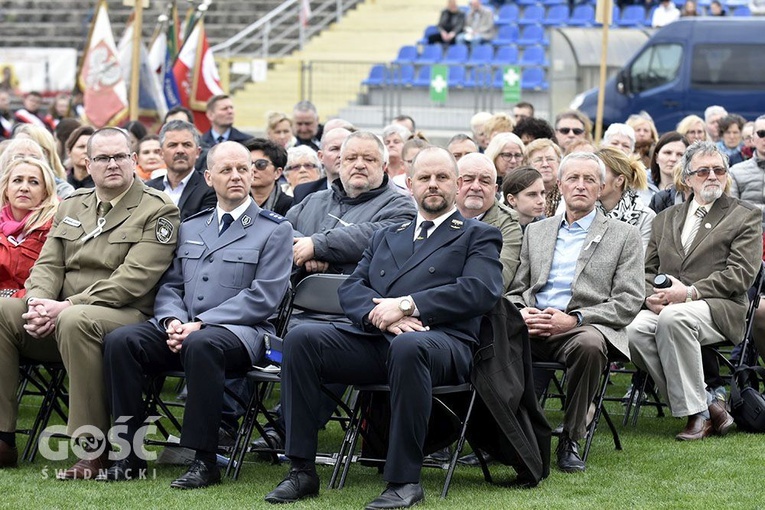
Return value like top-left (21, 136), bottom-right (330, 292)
top-left (204, 141), bottom-right (253, 211)
top-left (319, 127), bottom-right (352, 181)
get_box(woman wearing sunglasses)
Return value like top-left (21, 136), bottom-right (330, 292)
top-left (244, 138), bottom-right (293, 216)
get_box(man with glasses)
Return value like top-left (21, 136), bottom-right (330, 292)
top-left (730, 115), bottom-right (765, 230)
top-left (147, 120), bottom-right (216, 220)
top-left (628, 141), bottom-right (762, 441)
top-left (553, 110), bottom-right (592, 152)
top-left (245, 138), bottom-right (293, 216)
top-left (0, 127), bottom-right (180, 475)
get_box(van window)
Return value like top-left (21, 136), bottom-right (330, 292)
top-left (629, 43), bottom-right (683, 93)
top-left (692, 45), bottom-right (765, 89)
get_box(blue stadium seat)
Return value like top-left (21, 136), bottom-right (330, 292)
top-left (542, 4), bottom-right (570, 26)
top-left (645, 5), bottom-right (658, 26)
top-left (493, 24), bottom-right (520, 46)
top-left (725, 0), bottom-right (749, 6)
top-left (517, 0), bottom-right (539, 6)
top-left (393, 45), bottom-right (418, 65)
top-left (417, 44), bottom-right (443, 65)
top-left (541, 0), bottom-right (567, 5)
top-left (617, 5), bottom-right (646, 26)
top-left (495, 4), bottom-right (520, 25)
top-left (391, 65), bottom-right (415, 86)
top-left (362, 65), bottom-right (387, 86)
top-left (468, 43), bottom-right (495, 65)
top-left (519, 44), bottom-right (549, 67)
top-left (521, 67), bottom-right (549, 90)
top-left (492, 45), bottom-right (519, 65)
top-left (567, 4), bottom-right (595, 26)
top-left (417, 25), bottom-right (439, 45)
top-left (464, 66), bottom-right (493, 89)
top-left (519, 4), bottom-right (546, 25)
top-left (448, 66), bottom-right (467, 87)
top-left (733, 5), bottom-right (752, 15)
top-left (442, 43), bottom-right (469, 64)
top-left (516, 24), bottom-right (548, 46)
top-left (413, 65), bottom-right (432, 88)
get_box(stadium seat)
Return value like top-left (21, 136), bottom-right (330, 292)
top-left (733, 5), bottom-right (752, 15)
top-left (391, 64), bottom-right (415, 86)
top-left (362, 65), bottom-right (388, 86)
top-left (521, 66), bottom-right (549, 90)
top-left (417, 25), bottom-right (439, 45)
top-left (516, 24), bottom-right (548, 46)
top-left (617, 5), bottom-right (646, 27)
top-left (725, 0), bottom-right (749, 6)
top-left (519, 44), bottom-right (549, 67)
top-left (413, 65), bottom-right (433, 87)
top-left (516, 0), bottom-right (539, 5)
top-left (567, 4), bottom-right (596, 26)
top-left (493, 24), bottom-right (520, 46)
top-left (442, 43), bottom-right (469, 64)
top-left (417, 44), bottom-right (443, 65)
top-left (645, 5), bottom-right (658, 26)
top-left (542, 4), bottom-right (570, 26)
top-left (495, 4), bottom-right (520, 25)
top-left (464, 66), bottom-right (493, 88)
top-left (393, 45), bottom-right (418, 65)
top-left (492, 45), bottom-right (519, 65)
top-left (468, 43), bottom-right (495, 65)
top-left (541, 0), bottom-right (567, 5)
top-left (448, 65), bottom-right (467, 87)
top-left (518, 4), bottom-right (546, 25)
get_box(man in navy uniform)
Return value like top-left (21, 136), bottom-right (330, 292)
top-left (99, 141), bottom-right (293, 488)
top-left (264, 146), bottom-right (503, 509)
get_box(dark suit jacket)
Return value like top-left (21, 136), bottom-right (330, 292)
top-left (292, 177), bottom-right (328, 205)
top-left (196, 127), bottom-right (252, 172)
top-left (146, 170), bottom-right (217, 221)
top-left (647, 193), bottom-right (762, 344)
top-left (338, 211), bottom-right (504, 347)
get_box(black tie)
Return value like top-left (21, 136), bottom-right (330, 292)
top-left (414, 220), bottom-right (434, 251)
top-left (219, 213), bottom-right (234, 236)
top-left (216, 135), bottom-right (225, 144)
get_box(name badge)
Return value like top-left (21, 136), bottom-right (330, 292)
top-left (63, 216), bottom-right (81, 227)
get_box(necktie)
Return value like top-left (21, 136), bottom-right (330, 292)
top-left (97, 201), bottom-right (112, 219)
top-left (413, 220), bottom-right (434, 251)
top-left (216, 135), bottom-right (225, 144)
top-left (219, 213), bottom-right (234, 236)
top-left (683, 206), bottom-right (707, 254)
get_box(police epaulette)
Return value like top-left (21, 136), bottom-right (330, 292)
top-left (260, 209), bottom-right (287, 223)
top-left (183, 207), bottom-right (215, 223)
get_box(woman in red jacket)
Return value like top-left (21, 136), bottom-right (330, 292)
top-left (0, 156), bottom-right (58, 297)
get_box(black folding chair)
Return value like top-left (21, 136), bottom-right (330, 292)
top-left (16, 360), bottom-right (68, 461)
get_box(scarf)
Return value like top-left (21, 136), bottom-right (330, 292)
top-left (545, 186), bottom-right (561, 219)
top-left (598, 189), bottom-right (643, 226)
top-left (0, 204), bottom-right (30, 238)
top-left (716, 140), bottom-right (743, 159)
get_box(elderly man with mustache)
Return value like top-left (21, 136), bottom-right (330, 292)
top-left (147, 120), bottom-right (217, 220)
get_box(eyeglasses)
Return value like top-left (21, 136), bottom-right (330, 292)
top-left (689, 166), bottom-right (727, 178)
top-left (91, 153), bottom-right (131, 165)
top-left (530, 156), bottom-right (558, 165)
top-left (253, 159), bottom-right (273, 171)
top-left (557, 127), bottom-right (585, 136)
top-left (498, 152), bottom-right (524, 161)
top-left (756, 130), bottom-right (765, 139)
top-left (285, 162), bottom-right (318, 172)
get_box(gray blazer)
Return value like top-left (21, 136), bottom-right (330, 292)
top-left (646, 193), bottom-right (762, 344)
top-left (152, 200), bottom-right (293, 363)
top-left (507, 210), bottom-right (645, 359)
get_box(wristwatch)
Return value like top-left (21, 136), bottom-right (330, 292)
top-left (399, 297), bottom-right (414, 316)
top-left (685, 286), bottom-right (694, 303)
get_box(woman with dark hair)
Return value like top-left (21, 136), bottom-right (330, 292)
top-left (64, 125), bottom-right (94, 189)
top-left (123, 120), bottom-right (148, 151)
top-left (502, 166), bottom-right (545, 230)
top-left (716, 114), bottom-right (746, 166)
top-left (649, 131), bottom-right (689, 192)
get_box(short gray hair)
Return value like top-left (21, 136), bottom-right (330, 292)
top-left (382, 123), bottom-right (411, 142)
top-left (340, 130), bottom-right (388, 165)
top-left (602, 123), bottom-right (636, 152)
top-left (286, 145), bottom-right (322, 171)
top-left (159, 120), bottom-right (201, 147)
top-left (558, 151), bottom-right (607, 183)
top-left (681, 140), bottom-right (728, 180)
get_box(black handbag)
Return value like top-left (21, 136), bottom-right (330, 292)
top-left (729, 365), bottom-right (765, 433)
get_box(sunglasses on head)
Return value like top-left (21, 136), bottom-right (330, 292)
top-left (557, 127), bottom-right (585, 136)
top-left (253, 159), bottom-right (272, 170)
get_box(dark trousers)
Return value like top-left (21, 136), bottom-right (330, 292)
top-left (103, 322), bottom-right (250, 454)
top-left (530, 326), bottom-right (608, 441)
top-left (282, 323), bottom-right (472, 484)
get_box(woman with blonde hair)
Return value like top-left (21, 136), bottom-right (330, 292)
top-left (626, 114), bottom-right (659, 168)
top-left (595, 146), bottom-right (656, 250)
top-left (266, 111), bottom-right (297, 150)
top-left (483, 112), bottom-right (515, 141)
top-left (11, 123), bottom-right (74, 198)
top-left (484, 132), bottom-right (525, 183)
top-left (0, 157), bottom-right (58, 297)
top-left (676, 115), bottom-right (707, 144)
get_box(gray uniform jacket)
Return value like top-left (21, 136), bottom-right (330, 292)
top-left (285, 175), bottom-right (417, 274)
top-left (153, 200), bottom-right (293, 364)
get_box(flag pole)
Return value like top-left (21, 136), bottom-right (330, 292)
top-left (129, 0), bottom-right (146, 121)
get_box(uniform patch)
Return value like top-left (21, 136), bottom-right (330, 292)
top-left (396, 222), bottom-right (411, 232)
top-left (242, 214), bottom-right (252, 227)
top-left (62, 216), bottom-right (82, 227)
top-left (156, 217), bottom-right (174, 244)
top-left (450, 219), bottom-right (463, 229)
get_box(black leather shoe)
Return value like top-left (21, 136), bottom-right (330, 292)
top-left (423, 447), bottom-right (451, 465)
top-left (365, 483), bottom-right (424, 510)
top-left (96, 457), bottom-right (148, 482)
top-left (0, 440), bottom-right (18, 468)
top-left (457, 450), bottom-right (493, 466)
top-left (264, 468), bottom-right (320, 503)
top-left (169, 459), bottom-right (221, 489)
top-left (252, 429), bottom-right (284, 460)
top-left (556, 432), bottom-right (585, 473)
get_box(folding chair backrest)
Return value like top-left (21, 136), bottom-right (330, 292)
top-left (291, 274), bottom-right (349, 315)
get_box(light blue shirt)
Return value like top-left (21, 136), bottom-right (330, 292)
top-left (535, 209), bottom-right (596, 311)
top-left (211, 128), bottom-right (232, 143)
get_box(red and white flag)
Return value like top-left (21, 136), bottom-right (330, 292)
top-left (77, 0), bottom-right (128, 128)
top-left (299, 0), bottom-right (312, 26)
top-left (172, 18), bottom-right (223, 132)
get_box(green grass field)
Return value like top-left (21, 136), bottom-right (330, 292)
top-left (3, 372), bottom-right (764, 510)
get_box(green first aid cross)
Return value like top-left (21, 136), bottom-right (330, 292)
top-left (430, 65), bottom-right (448, 103)
top-left (502, 65), bottom-right (521, 104)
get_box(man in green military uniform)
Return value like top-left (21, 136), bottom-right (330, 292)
top-left (0, 127), bottom-right (180, 478)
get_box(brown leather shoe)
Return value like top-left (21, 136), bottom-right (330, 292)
top-left (57, 451), bottom-right (111, 480)
top-left (675, 414), bottom-right (713, 441)
top-left (708, 400), bottom-right (734, 436)
top-left (0, 440), bottom-right (18, 468)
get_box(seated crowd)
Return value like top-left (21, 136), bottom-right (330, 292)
top-left (1, 90), bottom-right (764, 509)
